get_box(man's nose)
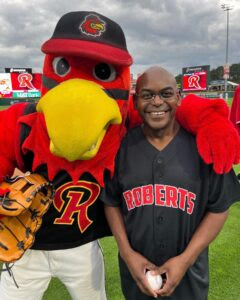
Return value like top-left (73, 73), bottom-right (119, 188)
top-left (153, 94), bottom-right (164, 105)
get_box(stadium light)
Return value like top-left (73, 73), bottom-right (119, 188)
top-left (221, 3), bottom-right (234, 93)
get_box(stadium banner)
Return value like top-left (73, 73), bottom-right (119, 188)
top-left (12, 91), bottom-right (41, 98)
top-left (10, 72), bottom-right (41, 92)
top-left (0, 72), bottom-right (41, 99)
top-left (0, 73), bottom-right (13, 98)
top-left (182, 65), bottom-right (210, 92)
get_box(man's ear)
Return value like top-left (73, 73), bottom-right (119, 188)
top-left (177, 91), bottom-right (182, 106)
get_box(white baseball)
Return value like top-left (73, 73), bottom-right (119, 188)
top-left (146, 271), bottom-right (163, 290)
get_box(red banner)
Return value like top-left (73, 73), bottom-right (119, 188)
top-left (182, 65), bottom-right (209, 92)
top-left (10, 72), bottom-right (42, 91)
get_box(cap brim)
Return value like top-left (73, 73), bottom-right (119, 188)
top-left (41, 39), bottom-right (133, 66)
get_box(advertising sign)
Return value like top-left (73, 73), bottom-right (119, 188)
top-left (0, 71), bottom-right (41, 100)
top-left (182, 65), bottom-right (210, 92)
top-left (10, 72), bottom-right (41, 93)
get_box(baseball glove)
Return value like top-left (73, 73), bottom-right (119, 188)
top-left (0, 173), bottom-right (54, 263)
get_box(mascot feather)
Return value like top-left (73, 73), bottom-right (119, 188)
top-left (0, 10), bottom-right (239, 298)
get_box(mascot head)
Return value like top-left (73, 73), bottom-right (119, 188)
top-left (37, 11), bottom-right (132, 163)
top-left (21, 11), bottom-right (133, 184)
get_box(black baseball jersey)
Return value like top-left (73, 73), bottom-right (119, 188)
top-left (31, 170), bottom-right (111, 250)
top-left (101, 125), bottom-right (240, 300)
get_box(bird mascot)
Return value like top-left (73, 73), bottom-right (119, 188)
top-left (0, 11), bottom-right (239, 300)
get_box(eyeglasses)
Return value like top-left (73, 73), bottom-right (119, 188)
top-left (135, 89), bottom-right (179, 102)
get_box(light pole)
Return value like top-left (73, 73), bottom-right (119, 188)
top-left (221, 3), bottom-right (233, 94)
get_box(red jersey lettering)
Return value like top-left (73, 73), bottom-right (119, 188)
top-left (187, 192), bottom-right (196, 215)
top-left (155, 184), bottom-right (165, 206)
top-left (132, 187), bottom-right (142, 207)
top-left (142, 185), bottom-right (154, 205)
top-left (178, 188), bottom-right (188, 211)
top-left (123, 190), bottom-right (135, 210)
top-left (122, 184), bottom-right (196, 215)
top-left (165, 185), bottom-right (178, 208)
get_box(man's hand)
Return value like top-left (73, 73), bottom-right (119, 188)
top-left (124, 250), bottom-right (158, 298)
top-left (155, 254), bottom-right (189, 297)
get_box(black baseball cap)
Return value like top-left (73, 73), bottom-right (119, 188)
top-left (41, 11), bottom-right (133, 66)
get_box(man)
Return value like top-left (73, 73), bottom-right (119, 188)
top-left (102, 66), bottom-right (240, 299)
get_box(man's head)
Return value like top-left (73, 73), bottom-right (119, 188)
top-left (134, 66), bottom-right (181, 134)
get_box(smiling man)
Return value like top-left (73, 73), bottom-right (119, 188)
top-left (134, 66), bottom-right (180, 148)
top-left (101, 66), bottom-right (240, 299)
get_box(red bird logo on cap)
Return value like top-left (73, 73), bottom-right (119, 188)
top-left (80, 14), bottom-right (106, 37)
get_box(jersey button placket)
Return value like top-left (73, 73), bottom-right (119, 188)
top-left (153, 155), bottom-right (164, 181)
top-left (153, 155), bottom-right (165, 262)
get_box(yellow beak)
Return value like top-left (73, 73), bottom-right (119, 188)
top-left (37, 79), bottom-right (122, 161)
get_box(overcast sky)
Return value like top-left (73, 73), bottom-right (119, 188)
top-left (0, 0), bottom-right (239, 77)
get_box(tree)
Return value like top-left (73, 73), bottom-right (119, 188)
top-left (229, 64), bottom-right (240, 83)
top-left (210, 66), bottom-right (223, 81)
top-left (175, 74), bottom-right (182, 87)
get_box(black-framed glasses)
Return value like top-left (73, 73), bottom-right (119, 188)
top-left (135, 88), bottom-right (180, 102)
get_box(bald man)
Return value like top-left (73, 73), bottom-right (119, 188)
top-left (101, 66), bottom-right (240, 299)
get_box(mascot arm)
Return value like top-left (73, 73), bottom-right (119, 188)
top-left (176, 94), bottom-right (240, 174)
top-left (0, 103), bottom-right (27, 181)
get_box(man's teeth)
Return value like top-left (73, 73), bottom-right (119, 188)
top-left (150, 112), bottom-right (166, 115)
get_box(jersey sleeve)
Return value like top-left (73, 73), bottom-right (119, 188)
top-left (207, 169), bottom-right (240, 213)
top-left (101, 153), bottom-right (122, 207)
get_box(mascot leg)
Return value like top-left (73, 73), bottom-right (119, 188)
top-left (55, 241), bottom-right (106, 300)
top-left (0, 241), bottom-right (106, 300)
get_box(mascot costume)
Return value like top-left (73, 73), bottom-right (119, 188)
top-left (0, 11), bottom-right (239, 300)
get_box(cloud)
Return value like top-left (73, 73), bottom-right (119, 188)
top-left (0, 0), bottom-right (239, 76)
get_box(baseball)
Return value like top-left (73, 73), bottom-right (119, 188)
top-left (146, 270), bottom-right (163, 290)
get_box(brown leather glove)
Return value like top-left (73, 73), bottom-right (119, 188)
top-left (0, 173), bottom-right (54, 262)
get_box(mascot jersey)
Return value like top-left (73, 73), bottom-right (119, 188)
top-left (0, 11), bottom-right (239, 251)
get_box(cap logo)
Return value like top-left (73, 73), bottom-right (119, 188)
top-left (79, 14), bottom-right (106, 37)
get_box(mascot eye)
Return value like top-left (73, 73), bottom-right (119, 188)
top-left (93, 63), bottom-right (117, 82)
top-left (52, 57), bottom-right (71, 77)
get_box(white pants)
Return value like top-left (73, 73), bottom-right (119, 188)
top-left (0, 241), bottom-right (106, 300)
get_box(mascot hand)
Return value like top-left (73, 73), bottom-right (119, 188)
top-left (196, 116), bottom-right (240, 173)
top-left (176, 94), bottom-right (240, 173)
